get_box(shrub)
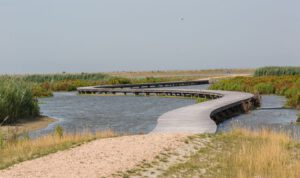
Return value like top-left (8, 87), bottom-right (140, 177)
top-left (210, 75), bottom-right (300, 108)
top-left (31, 84), bottom-right (53, 97)
top-left (254, 83), bottom-right (275, 94)
top-left (297, 113), bottom-right (300, 122)
top-left (287, 94), bottom-right (300, 109)
top-left (107, 77), bottom-right (132, 85)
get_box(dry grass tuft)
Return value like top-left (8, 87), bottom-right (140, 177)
top-left (0, 129), bottom-right (117, 169)
top-left (162, 128), bottom-right (300, 178)
top-left (226, 129), bottom-right (299, 178)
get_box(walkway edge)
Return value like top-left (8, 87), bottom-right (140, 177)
top-left (152, 90), bottom-right (257, 133)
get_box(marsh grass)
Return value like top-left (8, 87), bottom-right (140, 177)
top-left (210, 75), bottom-right (300, 108)
top-left (0, 128), bottom-right (117, 169)
top-left (255, 66), bottom-right (300, 76)
top-left (22, 73), bottom-right (108, 83)
top-left (162, 128), bottom-right (300, 178)
top-left (0, 78), bottom-right (39, 124)
top-left (108, 69), bottom-right (254, 78)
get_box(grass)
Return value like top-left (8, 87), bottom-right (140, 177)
top-left (0, 78), bottom-right (39, 124)
top-left (0, 69), bottom-right (254, 98)
top-left (253, 83), bottom-right (275, 94)
top-left (0, 68), bottom-right (236, 127)
top-left (210, 75), bottom-right (300, 108)
top-left (22, 72), bottom-right (108, 83)
top-left (108, 69), bottom-right (254, 78)
top-left (254, 66), bottom-right (300, 76)
top-left (161, 128), bottom-right (300, 178)
top-left (0, 127), bottom-right (117, 170)
top-left (196, 98), bottom-right (209, 103)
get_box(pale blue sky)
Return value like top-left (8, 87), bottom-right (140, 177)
top-left (0, 0), bottom-right (300, 74)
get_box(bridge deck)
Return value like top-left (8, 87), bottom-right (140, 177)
top-left (152, 90), bottom-right (254, 133)
top-left (77, 81), bottom-right (258, 134)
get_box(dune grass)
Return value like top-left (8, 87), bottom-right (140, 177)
top-left (162, 128), bottom-right (300, 178)
top-left (0, 128), bottom-right (117, 170)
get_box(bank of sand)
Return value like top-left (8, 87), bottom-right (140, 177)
top-left (0, 133), bottom-right (189, 178)
top-left (0, 116), bottom-right (57, 134)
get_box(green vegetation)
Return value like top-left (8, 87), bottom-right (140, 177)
top-left (0, 71), bottom-right (215, 125)
top-left (162, 129), bottom-right (300, 178)
top-left (54, 125), bottom-right (64, 138)
top-left (254, 66), bottom-right (300, 76)
top-left (22, 73), bottom-right (108, 83)
top-left (0, 73), bottom-right (207, 98)
top-left (297, 113), bottom-right (300, 122)
top-left (0, 68), bottom-right (254, 99)
top-left (109, 68), bottom-right (254, 78)
top-left (0, 78), bottom-right (39, 124)
top-left (210, 75), bottom-right (300, 108)
top-left (253, 83), bottom-right (275, 94)
top-left (0, 128), bottom-right (117, 170)
top-left (195, 97), bottom-right (209, 104)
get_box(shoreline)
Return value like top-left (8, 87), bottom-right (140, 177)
top-left (0, 116), bottom-right (57, 134)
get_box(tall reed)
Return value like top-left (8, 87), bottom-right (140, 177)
top-left (0, 78), bottom-right (39, 124)
top-left (254, 66), bottom-right (300, 76)
top-left (22, 73), bottom-right (108, 83)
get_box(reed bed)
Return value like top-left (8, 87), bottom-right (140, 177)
top-left (22, 73), bottom-right (108, 83)
top-left (254, 66), bottom-right (300, 76)
top-left (0, 78), bottom-right (39, 124)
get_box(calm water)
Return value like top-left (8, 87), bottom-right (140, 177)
top-left (218, 95), bottom-right (300, 138)
top-left (33, 85), bottom-right (299, 138)
top-left (32, 84), bottom-right (209, 137)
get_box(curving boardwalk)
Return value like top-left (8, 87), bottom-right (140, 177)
top-left (77, 82), bottom-right (259, 134)
top-left (152, 90), bottom-right (254, 133)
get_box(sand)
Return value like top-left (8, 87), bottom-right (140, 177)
top-left (0, 133), bottom-right (187, 178)
top-left (0, 116), bottom-right (57, 135)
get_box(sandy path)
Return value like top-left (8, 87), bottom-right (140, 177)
top-left (0, 133), bottom-right (187, 178)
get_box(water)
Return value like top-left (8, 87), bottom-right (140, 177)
top-left (34, 85), bottom-right (299, 138)
top-left (218, 95), bottom-right (300, 138)
top-left (33, 84), bottom-right (209, 137)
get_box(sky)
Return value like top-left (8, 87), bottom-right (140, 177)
top-left (0, 0), bottom-right (300, 74)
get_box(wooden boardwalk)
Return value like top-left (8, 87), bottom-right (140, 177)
top-left (77, 81), bottom-right (259, 133)
top-left (152, 90), bottom-right (257, 133)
